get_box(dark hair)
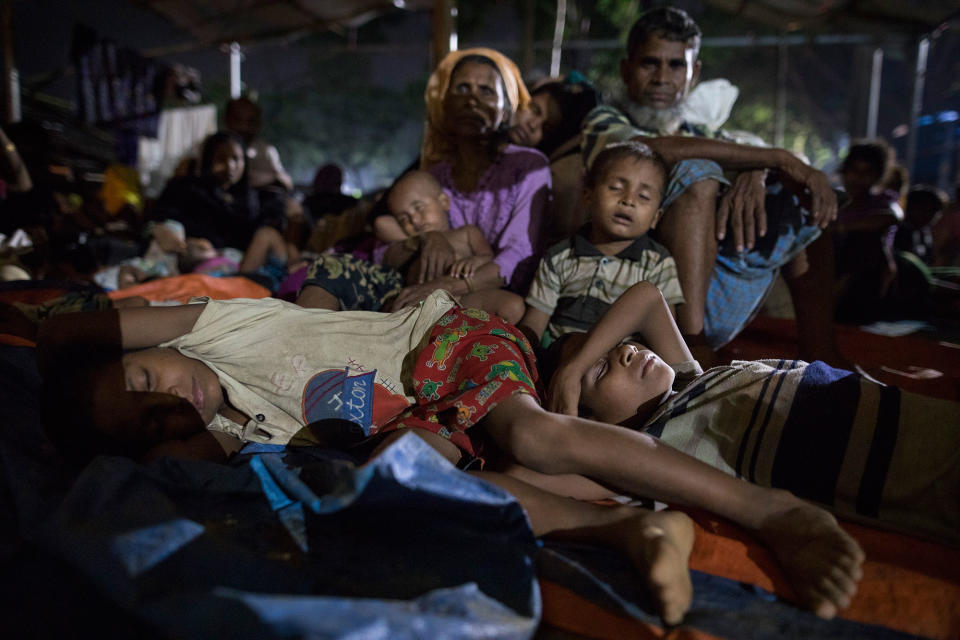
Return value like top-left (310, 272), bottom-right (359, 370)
top-left (905, 185), bottom-right (947, 226)
top-left (882, 164), bottom-right (909, 197)
top-left (225, 95), bottom-right (261, 119)
top-left (842, 139), bottom-right (890, 179)
top-left (627, 7), bottom-right (702, 60)
top-left (449, 54), bottom-right (512, 124)
top-left (584, 141), bottom-right (669, 193)
top-left (531, 77), bottom-right (601, 156)
top-left (313, 163), bottom-right (344, 194)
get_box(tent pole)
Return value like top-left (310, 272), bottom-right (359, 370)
top-left (1, 0), bottom-right (19, 123)
top-left (229, 42), bottom-right (242, 98)
top-left (550, 0), bottom-right (566, 77)
top-left (774, 37), bottom-right (787, 148)
top-left (432, 0), bottom-right (456, 67)
top-left (904, 35), bottom-right (929, 177)
top-left (865, 47), bottom-right (883, 138)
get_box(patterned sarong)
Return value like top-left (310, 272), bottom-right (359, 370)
top-left (379, 307), bottom-right (539, 459)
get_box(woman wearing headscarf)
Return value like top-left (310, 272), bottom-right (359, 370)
top-left (299, 48), bottom-right (551, 314)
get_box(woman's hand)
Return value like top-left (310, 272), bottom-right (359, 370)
top-left (391, 277), bottom-right (457, 310)
top-left (416, 232), bottom-right (456, 283)
top-left (448, 255), bottom-right (488, 279)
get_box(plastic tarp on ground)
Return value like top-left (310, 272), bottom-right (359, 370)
top-left (0, 342), bottom-right (539, 638)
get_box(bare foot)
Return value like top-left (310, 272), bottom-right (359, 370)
top-left (622, 510), bottom-right (695, 626)
top-left (754, 497), bottom-right (864, 618)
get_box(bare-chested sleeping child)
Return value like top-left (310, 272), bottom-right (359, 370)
top-left (296, 171), bottom-right (525, 323)
top-left (37, 294), bottom-right (863, 623)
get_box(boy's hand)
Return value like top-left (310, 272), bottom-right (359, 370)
top-left (448, 256), bottom-right (487, 279)
top-left (547, 362), bottom-right (583, 416)
top-left (546, 334), bottom-right (589, 416)
top-left (416, 232), bottom-right (456, 283)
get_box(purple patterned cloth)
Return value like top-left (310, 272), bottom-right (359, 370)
top-left (429, 144), bottom-right (551, 292)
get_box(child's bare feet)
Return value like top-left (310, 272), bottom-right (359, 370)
top-left (622, 510), bottom-right (695, 625)
top-left (753, 495), bottom-right (864, 618)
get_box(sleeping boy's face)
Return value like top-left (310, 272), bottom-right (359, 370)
top-left (122, 348), bottom-right (225, 428)
top-left (579, 341), bottom-right (675, 425)
top-left (586, 156), bottom-right (665, 244)
top-left (388, 171), bottom-right (451, 237)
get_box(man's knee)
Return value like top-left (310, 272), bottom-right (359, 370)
top-left (660, 179), bottom-right (720, 232)
top-left (674, 178), bottom-right (720, 209)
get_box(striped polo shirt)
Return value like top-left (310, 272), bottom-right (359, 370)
top-left (526, 230), bottom-right (684, 341)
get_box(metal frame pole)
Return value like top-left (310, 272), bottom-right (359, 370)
top-left (904, 36), bottom-right (929, 177)
top-left (229, 42), bottom-right (242, 98)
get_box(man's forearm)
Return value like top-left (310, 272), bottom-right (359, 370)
top-left (642, 135), bottom-right (794, 172)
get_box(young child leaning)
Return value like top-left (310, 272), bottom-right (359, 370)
top-left (37, 293), bottom-right (863, 623)
top-left (521, 141), bottom-right (683, 347)
top-left (381, 171), bottom-right (523, 320)
top-left (296, 171), bottom-right (524, 323)
top-left (542, 279), bottom-right (959, 546)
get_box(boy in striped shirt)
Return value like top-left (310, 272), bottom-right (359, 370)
top-left (521, 141), bottom-right (683, 346)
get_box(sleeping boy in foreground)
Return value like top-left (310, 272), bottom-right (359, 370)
top-left (37, 293), bottom-right (864, 622)
top-left (540, 280), bottom-right (959, 547)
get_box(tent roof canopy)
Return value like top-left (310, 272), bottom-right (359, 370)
top-left (703, 0), bottom-right (957, 35)
top-left (134, 0), bottom-right (958, 55)
top-left (134, 0), bottom-right (434, 53)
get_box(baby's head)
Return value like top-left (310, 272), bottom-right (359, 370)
top-left (542, 332), bottom-right (675, 426)
top-left (584, 141), bottom-right (668, 244)
top-left (387, 170), bottom-right (451, 236)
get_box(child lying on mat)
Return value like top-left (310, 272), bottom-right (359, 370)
top-left (539, 280), bottom-right (960, 547)
top-left (37, 293), bottom-right (864, 622)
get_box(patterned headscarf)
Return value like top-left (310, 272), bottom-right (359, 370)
top-left (421, 48), bottom-right (530, 170)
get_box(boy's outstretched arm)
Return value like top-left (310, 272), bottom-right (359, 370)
top-left (118, 303), bottom-right (207, 350)
top-left (549, 281), bottom-right (693, 415)
top-left (484, 394), bottom-right (865, 620)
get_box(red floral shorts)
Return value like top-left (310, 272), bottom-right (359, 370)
top-left (380, 306), bottom-right (539, 458)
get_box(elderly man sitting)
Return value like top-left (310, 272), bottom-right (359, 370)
top-left (580, 6), bottom-right (844, 366)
